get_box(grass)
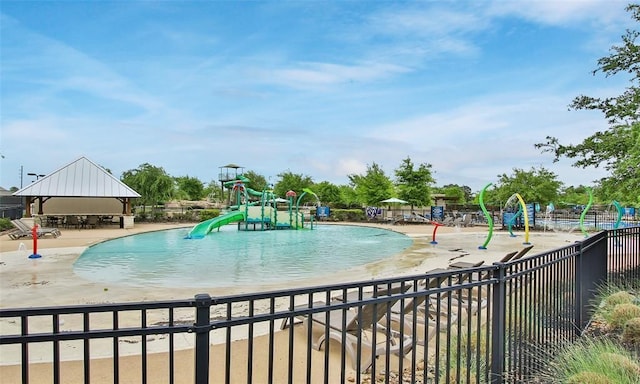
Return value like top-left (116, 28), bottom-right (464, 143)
top-left (538, 338), bottom-right (640, 384)
top-left (534, 280), bottom-right (640, 383)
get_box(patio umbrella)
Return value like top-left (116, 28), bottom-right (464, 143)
top-left (380, 197), bottom-right (408, 204)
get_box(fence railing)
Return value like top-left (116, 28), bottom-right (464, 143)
top-left (1, 227), bottom-right (639, 383)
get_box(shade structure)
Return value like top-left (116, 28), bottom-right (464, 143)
top-left (380, 197), bottom-right (408, 204)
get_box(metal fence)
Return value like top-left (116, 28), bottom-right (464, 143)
top-left (1, 227), bottom-right (639, 384)
top-left (535, 210), bottom-right (639, 231)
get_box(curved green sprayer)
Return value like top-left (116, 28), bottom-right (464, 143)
top-left (507, 205), bottom-right (522, 237)
top-left (478, 183), bottom-right (493, 249)
top-left (612, 200), bottom-right (623, 229)
top-left (295, 188), bottom-right (320, 229)
top-left (579, 188), bottom-right (594, 237)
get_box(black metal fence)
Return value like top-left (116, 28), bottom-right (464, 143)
top-left (1, 227), bottom-right (639, 384)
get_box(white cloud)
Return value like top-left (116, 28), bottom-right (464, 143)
top-left (487, 0), bottom-right (629, 27)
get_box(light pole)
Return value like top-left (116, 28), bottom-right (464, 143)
top-left (27, 173), bottom-right (45, 182)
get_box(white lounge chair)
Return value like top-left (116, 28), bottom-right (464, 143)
top-left (282, 285), bottom-right (414, 372)
top-left (11, 220), bottom-right (61, 238)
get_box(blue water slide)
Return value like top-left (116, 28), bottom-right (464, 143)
top-left (186, 210), bottom-right (246, 239)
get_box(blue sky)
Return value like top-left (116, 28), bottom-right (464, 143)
top-left (0, 1), bottom-right (633, 193)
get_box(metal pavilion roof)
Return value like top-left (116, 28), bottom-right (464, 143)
top-left (13, 156), bottom-right (140, 198)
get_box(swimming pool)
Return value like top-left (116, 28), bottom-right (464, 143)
top-left (73, 224), bottom-right (413, 288)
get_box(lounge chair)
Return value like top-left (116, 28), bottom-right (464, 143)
top-left (465, 214), bottom-right (475, 227)
top-left (282, 285), bottom-right (414, 372)
top-left (449, 245), bottom-right (534, 270)
top-left (424, 268), bottom-right (487, 316)
top-left (7, 228), bottom-right (29, 240)
top-left (448, 259), bottom-right (488, 270)
top-left (384, 278), bottom-right (467, 345)
top-left (441, 216), bottom-right (455, 226)
top-left (11, 219), bottom-right (61, 238)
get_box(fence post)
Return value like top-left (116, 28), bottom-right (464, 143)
top-left (490, 264), bottom-right (507, 383)
top-left (194, 293), bottom-right (212, 384)
top-left (575, 234), bottom-right (608, 332)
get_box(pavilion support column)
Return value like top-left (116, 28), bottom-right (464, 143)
top-left (37, 197), bottom-right (44, 215)
top-left (121, 198), bottom-right (132, 215)
top-left (25, 196), bottom-right (33, 217)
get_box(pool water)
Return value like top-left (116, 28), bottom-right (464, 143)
top-left (73, 225), bottom-right (412, 288)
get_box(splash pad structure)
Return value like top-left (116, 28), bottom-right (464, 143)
top-left (187, 176), bottom-right (321, 239)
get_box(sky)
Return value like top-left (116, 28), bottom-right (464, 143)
top-left (0, 1), bottom-right (635, 193)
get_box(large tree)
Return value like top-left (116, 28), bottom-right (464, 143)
top-left (312, 181), bottom-right (342, 206)
top-left (558, 185), bottom-right (599, 208)
top-left (121, 163), bottom-right (174, 211)
top-left (536, 4), bottom-right (640, 205)
top-left (394, 157), bottom-right (435, 208)
top-left (492, 166), bottom-right (562, 208)
top-left (174, 176), bottom-right (204, 201)
top-left (348, 162), bottom-right (394, 206)
top-left (273, 171), bottom-right (314, 203)
top-left (437, 184), bottom-right (468, 204)
top-left (242, 170), bottom-right (268, 192)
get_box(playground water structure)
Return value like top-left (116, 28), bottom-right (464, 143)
top-left (73, 225), bottom-right (413, 289)
top-left (187, 178), bottom-right (320, 239)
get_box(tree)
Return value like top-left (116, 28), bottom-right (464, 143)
top-left (393, 157), bottom-right (436, 208)
top-left (175, 176), bottom-right (204, 201)
top-left (242, 170), bottom-right (268, 192)
top-left (338, 185), bottom-right (360, 208)
top-left (273, 171), bottom-right (314, 203)
top-left (536, 4), bottom-right (640, 205)
top-left (312, 181), bottom-right (342, 206)
top-left (558, 185), bottom-right (597, 208)
top-left (203, 180), bottom-right (223, 202)
top-left (440, 184), bottom-right (467, 204)
top-left (121, 163), bottom-right (174, 212)
top-left (348, 162), bottom-right (394, 206)
top-left (492, 166), bottom-right (562, 208)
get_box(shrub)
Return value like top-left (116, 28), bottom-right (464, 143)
top-left (0, 218), bottom-right (12, 231)
top-left (198, 209), bottom-right (220, 221)
top-left (621, 317), bottom-right (640, 345)
top-left (330, 209), bottom-right (365, 222)
top-left (609, 303), bottom-right (640, 330)
top-left (538, 338), bottom-right (640, 384)
top-left (566, 371), bottom-right (613, 384)
top-left (604, 291), bottom-right (635, 310)
top-left (599, 352), bottom-right (640, 377)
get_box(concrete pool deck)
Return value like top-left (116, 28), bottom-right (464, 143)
top-left (0, 221), bottom-right (586, 382)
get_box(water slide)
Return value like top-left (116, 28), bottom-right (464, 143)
top-left (186, 210), bottom-right (246, 239)
top-left (246, 187), bottom-right (265, 197)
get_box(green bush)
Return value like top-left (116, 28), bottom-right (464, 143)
top-left (329, 209), bottom-right (365, 222)
top-left (170, 212), bottom-right (197, 222)
top-left (198, 209), bottom-right (220, 221)
top-left (604, 291), bottom-right (636, 310)
top-left (541, 338), bottom-right (640, 384)
top-left (566, 371), bottom-right (613, 384)
top-left (622, 317), bottom-right (640, 344)
top-left (609, 303), bottom-right (640, 330)
top-left (0, 218), bottom-right (12, 231)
